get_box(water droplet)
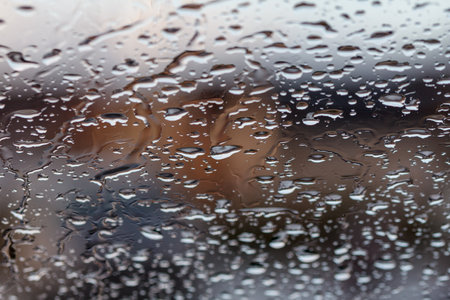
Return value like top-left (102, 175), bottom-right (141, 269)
top-left (6, 51), bottom-right (38, 71)
top-left (140, 226), bottom-right (163, 240)
top-left (374, 258), bottom-right (396, 270)
top-left (210, 145), bottom-right (241, 160)
top-left (379, 94), bottom-right (405, 107)
top-left (280, 66), bottom-right (302, 79)
top-left (164, 108), bottom-right (188, 121)
top-left (324, 194), bottom-right (342, 205)
top-left (177, 147), bottom-right (205, 159)
top-left (295, 246), bottom-right (320, 263)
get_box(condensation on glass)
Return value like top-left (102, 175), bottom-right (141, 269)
top-left (0, 0), bottom-right (449, 299)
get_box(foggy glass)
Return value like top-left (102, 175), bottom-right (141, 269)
top-left (0, 0), bottom-right (449, 299)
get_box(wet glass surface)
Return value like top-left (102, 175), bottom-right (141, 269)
top-left (0, 0), bottom-right (449, 299)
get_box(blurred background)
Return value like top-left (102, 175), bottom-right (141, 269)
top-left (0, 0), bottom-right (449, 299)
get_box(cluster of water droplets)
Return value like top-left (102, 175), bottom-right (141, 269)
top-left (0, 0), bottom-right (449, 299)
